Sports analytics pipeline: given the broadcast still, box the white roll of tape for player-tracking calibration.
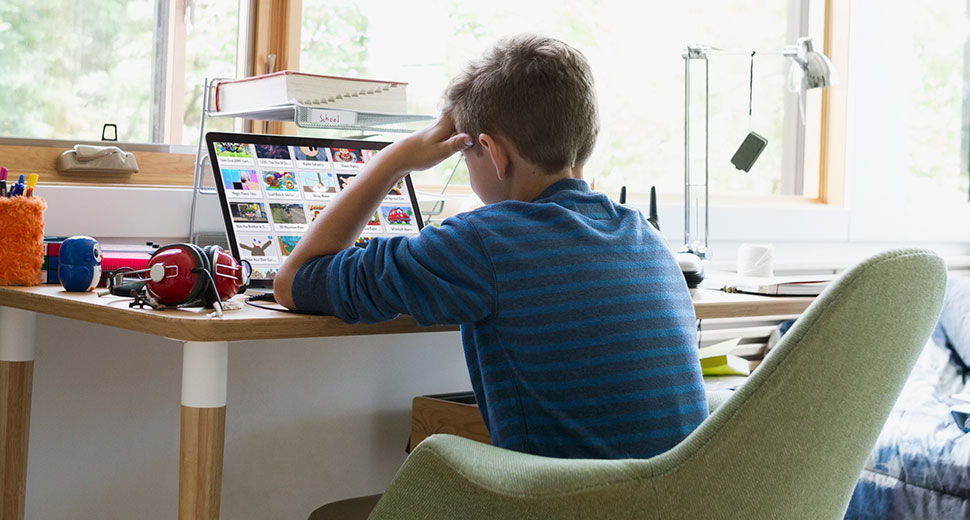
[737,243,774,278]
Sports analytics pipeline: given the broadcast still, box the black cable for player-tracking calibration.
[195,267,223,312]
[244,293,300,313]
[245,299,292,312]
[748,51,755,117]
[247,292,277,302]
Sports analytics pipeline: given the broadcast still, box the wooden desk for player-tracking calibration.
[0,285,813,519]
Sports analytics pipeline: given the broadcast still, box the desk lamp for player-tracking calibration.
[681,37,835,260]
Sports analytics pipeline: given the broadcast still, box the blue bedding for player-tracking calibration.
[843,324,970,519]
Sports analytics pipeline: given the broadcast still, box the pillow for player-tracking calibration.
[940,277,970,370]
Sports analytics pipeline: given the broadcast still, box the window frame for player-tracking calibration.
[0,0,847,201]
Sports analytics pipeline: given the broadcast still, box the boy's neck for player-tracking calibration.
[508,165,584,202]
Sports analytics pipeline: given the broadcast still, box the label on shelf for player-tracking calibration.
[308,108,358,126]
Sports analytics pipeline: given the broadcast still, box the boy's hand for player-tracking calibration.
[385,113,473,174]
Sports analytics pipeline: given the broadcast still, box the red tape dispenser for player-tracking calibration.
[101,243,250,316]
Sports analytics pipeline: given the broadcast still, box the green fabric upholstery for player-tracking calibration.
[367,249,947,520]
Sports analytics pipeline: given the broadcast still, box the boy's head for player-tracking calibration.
[444,34,599,175]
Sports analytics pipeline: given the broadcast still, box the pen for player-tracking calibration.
[0,167,6,197]
[25,187,33,198]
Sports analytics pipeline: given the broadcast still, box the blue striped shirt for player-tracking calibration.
[293,178,707,459]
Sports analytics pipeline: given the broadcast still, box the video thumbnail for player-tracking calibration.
[380,205,414,226]
[294,146,328,162]
[222,169,260,191]
[387,179,405,196]
[300,172,336,193]
[263,171,298,191]
[277,236,301,256]
[307,204,327,222]
[254,144,291,160]
[238,236,274,257]
[270,203,307,224]
[331,148,363,163]
[230,202,269,223]
[336,173,356,190]
[215,142,252,159]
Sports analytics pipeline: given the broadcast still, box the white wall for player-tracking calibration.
[26,316,469,519]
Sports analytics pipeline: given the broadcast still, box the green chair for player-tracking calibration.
[321,249,947,520]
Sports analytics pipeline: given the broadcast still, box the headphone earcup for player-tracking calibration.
[207,245,245,302]
[146,243,209,306]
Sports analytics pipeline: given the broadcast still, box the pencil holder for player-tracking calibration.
[0,197,47,286]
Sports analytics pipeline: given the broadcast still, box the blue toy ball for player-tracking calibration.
[58,236,102,292]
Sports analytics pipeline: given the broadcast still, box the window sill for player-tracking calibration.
[0,138,196,188]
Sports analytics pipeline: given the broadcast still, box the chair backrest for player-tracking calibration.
[370,249,946,520]
[649,248,946,519]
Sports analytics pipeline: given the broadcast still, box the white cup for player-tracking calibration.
[737,243,774,278]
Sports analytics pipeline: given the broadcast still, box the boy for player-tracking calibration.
[275,34,707,460]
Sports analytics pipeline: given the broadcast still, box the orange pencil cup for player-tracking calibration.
[0,197,47,286]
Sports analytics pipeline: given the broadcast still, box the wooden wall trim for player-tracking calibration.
[0,144,195,188]
[250,0,303,135]
[818,0,850,206]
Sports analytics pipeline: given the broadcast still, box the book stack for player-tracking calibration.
[214,71,409,114]
[698,337,752,376]
[722,274,837,296]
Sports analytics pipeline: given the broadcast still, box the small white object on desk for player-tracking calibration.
[737,243,774,278]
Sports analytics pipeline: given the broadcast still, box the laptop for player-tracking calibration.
[206,132,425,290]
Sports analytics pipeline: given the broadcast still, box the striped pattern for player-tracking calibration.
[293,178,707,459]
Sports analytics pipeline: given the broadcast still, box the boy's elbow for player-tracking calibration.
[273,265,298,310]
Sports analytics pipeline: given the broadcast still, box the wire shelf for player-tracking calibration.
[207,104,432,133]
[189,77,433,242]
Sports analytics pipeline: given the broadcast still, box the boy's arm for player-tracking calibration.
[274,115,472,310]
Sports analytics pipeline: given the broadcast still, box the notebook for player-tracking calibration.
[206,132,424,289]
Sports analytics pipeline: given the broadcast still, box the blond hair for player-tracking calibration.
[443,34,599,173]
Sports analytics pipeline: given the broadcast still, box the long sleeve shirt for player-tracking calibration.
[293,178,707,459]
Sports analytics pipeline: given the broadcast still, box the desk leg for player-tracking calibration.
[179,341,228,520]
[0,307,35,520]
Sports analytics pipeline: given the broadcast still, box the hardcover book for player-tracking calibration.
[214,71,408,114]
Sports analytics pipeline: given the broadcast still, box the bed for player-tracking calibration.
[761,276,970,519]
[841,319,970,519]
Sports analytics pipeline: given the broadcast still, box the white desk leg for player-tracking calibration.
[0,307,35,520]
[179,341,228,520]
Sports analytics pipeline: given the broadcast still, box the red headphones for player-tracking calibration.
[145,244,249,308]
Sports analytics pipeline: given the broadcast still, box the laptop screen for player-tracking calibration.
[206,132,424,288]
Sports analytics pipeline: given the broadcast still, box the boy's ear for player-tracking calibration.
[479,133,510,180]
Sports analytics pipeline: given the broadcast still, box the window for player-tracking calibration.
[901,2,970,203]
[0,0,239,146]
[300,0,827,201]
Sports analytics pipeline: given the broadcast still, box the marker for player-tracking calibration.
[10,174,25,197]
[0,167,6,197]
[25,174,38,198]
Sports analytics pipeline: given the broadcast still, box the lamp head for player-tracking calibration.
[790,37,835,90]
